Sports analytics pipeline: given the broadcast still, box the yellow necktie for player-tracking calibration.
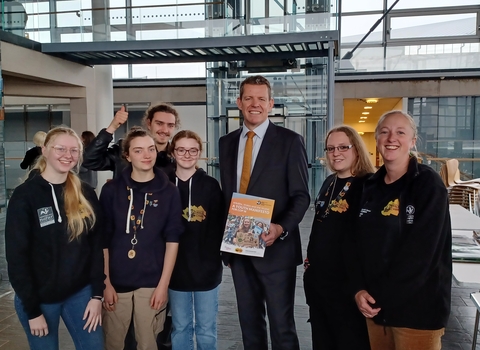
[239,131,255,194]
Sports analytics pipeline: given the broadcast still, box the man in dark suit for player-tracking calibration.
[219,75,310,350]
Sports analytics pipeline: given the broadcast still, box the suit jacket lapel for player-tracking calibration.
[248,122,278,190]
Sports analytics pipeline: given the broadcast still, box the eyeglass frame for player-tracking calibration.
[324,145,354,153]
[174,148,200,156]
[51,145,80,157]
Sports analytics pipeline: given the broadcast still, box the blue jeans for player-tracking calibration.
[15,285,103,350]
[168,286,219,350]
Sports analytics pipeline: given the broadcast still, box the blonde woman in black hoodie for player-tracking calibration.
[168,130,225,350]
[6,126,104,349]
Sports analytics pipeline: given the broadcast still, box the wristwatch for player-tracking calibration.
[279,230,289,240]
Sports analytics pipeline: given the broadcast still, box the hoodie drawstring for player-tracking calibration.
[175,177,192,222]
[126,187,148,233]
[48,183,62,223]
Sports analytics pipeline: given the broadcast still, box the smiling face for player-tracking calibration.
[125,136,157,172]
[376,112,416,165]
[146,111,176,149]
[42,134,81,175]
[326,131,357,178]
[173,137,201,171]
[236,84,274,130]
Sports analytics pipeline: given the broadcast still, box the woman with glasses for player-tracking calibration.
[6,126,104,349]
[304,125,375,350]
[167,130,224,350]
[100,128,183,350]
[354,111,451,350]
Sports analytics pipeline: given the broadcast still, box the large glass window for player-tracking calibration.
[388,0,480,9]
[390,13,477,40]
[409,96,480,179]
[342,0,383,13]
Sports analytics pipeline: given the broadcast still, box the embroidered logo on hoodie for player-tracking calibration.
[38,206,55,227]
[182,205,206,222]
[381,199,400,216]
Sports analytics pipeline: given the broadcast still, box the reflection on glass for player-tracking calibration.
[388,0,480,9]
[391,14,476,39]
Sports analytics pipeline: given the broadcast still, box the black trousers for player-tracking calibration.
[304,269,371,350]
[230,255,300,350]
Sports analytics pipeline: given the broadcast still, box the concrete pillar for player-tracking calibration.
[92,0,113,189]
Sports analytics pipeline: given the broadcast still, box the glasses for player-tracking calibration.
[174,148,199,156]
[51,146,80,157]
[324,145,353,153]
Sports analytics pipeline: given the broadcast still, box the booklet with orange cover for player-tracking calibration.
[220,193,275,258]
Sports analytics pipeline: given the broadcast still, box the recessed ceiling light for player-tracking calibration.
[366,98,378,104]
[360,116,368,119]
[362,112,370,115]
[358,131,364,135]
[359,120,366,123]
[364,106,373,109]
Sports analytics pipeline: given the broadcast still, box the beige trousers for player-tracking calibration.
[103,288,167,350]
[366,318,445,350]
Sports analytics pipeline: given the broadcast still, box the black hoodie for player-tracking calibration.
[100,166,183,291]
[5,171,104,319]
[169,168,225,291]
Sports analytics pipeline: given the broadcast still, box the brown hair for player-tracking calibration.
[121,127,154,159]
[325,125,376,177]
[169,130,203,155]
[143,102,180,129]
[33,126,96,241]
[81,131,95,147]
[239,75,272,99]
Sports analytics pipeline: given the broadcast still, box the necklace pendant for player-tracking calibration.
[128,250,136,259]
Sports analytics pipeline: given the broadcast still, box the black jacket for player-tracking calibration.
[6,172,104,319]
[83,128,175,179]
[169,169,225,291]
[355,157,452,329]
[20,146,42,170]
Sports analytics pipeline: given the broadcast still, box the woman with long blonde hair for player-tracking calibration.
[6,126,104,349]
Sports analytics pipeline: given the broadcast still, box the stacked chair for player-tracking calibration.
[442,159,480,214]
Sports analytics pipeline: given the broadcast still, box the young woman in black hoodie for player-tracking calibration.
[168,130,224,350]
[304,125,375,350]
[6,126,104,349]
[100,128,183,350]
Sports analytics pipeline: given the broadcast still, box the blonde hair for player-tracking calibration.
[33,131,46,147]
[374,110,419,158]
[33,126,96,241]
[325,125,376,177]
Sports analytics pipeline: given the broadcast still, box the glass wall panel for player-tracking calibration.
[391,14,477,40]
[409,96,480,179]
[341,14,383,45]
[388,0,480,9]
[342,0,383,13]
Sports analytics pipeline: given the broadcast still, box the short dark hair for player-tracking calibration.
[143,102,180,129]
[81,131,95,147]
[239,75,272,99]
